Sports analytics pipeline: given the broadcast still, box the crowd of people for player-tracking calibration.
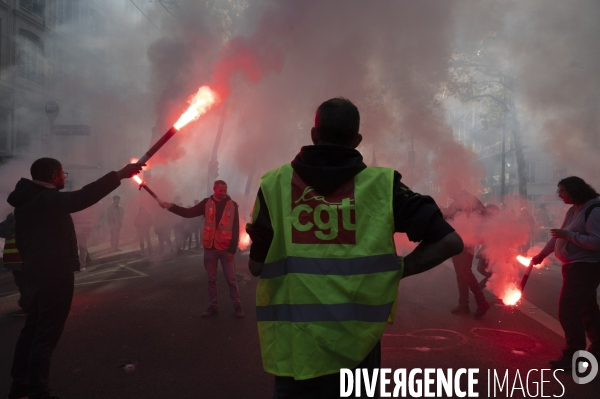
[1,97,599,399]
[68,194,205,261]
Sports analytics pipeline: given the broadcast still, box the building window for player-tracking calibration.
[20,0,45,19]
[17,30,44,85]
[57,0,78,26]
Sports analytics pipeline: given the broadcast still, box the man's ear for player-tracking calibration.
[311,127,319,145]
[350,134,362,149]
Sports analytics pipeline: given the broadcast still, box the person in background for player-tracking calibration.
[172,202,186,253]
[476,203,500,289]
[518,206,536,254]
[443,180,490,318]
[0,211,28,317]
[160,181,243,318]
[531,176,600,370]
[107,195,124,252]
[6,157,142,399]
[154,208,173,255]
[134,205,153,255]
[191,199,202,249]
[72,206,93,271]
[182,208,194,250]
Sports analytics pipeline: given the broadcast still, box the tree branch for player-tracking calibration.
[470,94,509,111]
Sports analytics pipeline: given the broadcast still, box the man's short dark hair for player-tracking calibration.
[30,158,62,182]
[314,98,360,146]
[558,176,599,205]
[214,180,227,187]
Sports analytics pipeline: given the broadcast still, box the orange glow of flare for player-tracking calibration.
[516,255,542,269]
[133,175,143,185]
[238,231,251,251]
[502,287,522,306]
[173,86,219,130]
[516,255,531,267]
[130,158,150,171]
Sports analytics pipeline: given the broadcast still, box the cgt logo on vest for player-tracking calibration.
[291,173,356,244]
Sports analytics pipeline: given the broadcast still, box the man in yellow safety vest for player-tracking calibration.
[246,98,464,397]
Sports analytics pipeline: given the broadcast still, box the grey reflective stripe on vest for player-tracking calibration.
[260,254,399,279]
[256,302,394,322]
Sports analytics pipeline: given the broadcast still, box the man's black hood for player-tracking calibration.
[291,143,366,195]
[7,178,54,208]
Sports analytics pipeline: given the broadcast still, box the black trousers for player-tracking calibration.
[559,262,600,353]
[452,250,486,306]
[273,341,381,399]
[12,269,30,310]
[9,275,74,399]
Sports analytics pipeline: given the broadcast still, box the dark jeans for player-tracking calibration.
[12,269,30,310]
[156,231,172,253]
[9,275,74,399]
[559,262,600,353]
[452,249,486,306]
[204,249,241,307]
[273,341,381,399]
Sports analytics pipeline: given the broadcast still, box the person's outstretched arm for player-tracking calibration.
[402,231,464,278]
[45,164,143,214]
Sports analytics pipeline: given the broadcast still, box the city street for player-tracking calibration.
[1,249,599,398]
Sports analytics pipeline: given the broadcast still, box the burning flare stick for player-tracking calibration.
[133,175,160,203]
[519,256,535,292]
[137,86,218,164]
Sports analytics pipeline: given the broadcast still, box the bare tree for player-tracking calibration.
[447,35,528,202]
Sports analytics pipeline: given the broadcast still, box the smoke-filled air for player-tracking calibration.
[1,0,599,305]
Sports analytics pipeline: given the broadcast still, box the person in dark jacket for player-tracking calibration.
[134,205,153,255]
[6,157,143,399]
[0,211,28,317]
[245,98,463,398]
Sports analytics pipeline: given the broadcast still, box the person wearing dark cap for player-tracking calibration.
[5,157,143,399]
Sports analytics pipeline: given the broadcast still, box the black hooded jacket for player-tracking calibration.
[7,172,120,280]
[246,143,454,263]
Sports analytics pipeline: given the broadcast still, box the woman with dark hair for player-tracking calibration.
[531,176,600,370]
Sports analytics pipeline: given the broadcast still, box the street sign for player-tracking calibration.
[53,125,91,136]
[44,100,60,123]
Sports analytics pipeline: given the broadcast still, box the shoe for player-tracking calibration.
[474,302,491,319]
[234,306,245,318]
[451,305,470,314]
[202,306,218,318]
[549,351,575,370]
[12,309,28,317]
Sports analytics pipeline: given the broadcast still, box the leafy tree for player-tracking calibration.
[447,35,528,202]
